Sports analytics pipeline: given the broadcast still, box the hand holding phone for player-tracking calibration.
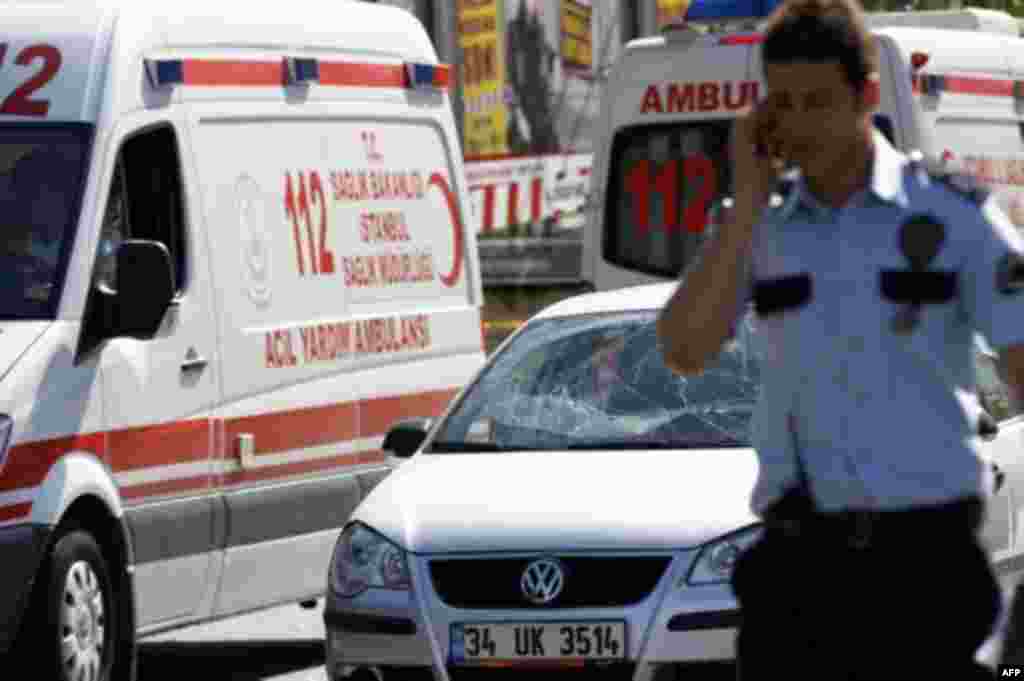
[731,97,787,219]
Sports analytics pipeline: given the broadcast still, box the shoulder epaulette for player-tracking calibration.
[907,152,990,205]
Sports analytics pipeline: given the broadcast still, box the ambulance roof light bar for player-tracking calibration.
[661,0,781,41]
[682,0,783,22]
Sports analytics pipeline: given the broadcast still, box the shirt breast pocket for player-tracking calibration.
[752,273,813,363]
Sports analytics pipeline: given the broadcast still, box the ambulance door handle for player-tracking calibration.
[181,348,208,373]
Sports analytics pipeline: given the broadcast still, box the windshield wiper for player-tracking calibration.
[426,441,550,453]
[427,439,749,453]
[427,441,504,453]
[565,440,747,450]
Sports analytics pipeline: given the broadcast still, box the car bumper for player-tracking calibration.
[324,551,738,681]
[0,523,52,654]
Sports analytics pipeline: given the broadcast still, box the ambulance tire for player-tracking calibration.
[34,528,119,681]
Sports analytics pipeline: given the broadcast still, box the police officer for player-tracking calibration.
[656,0,1024,678]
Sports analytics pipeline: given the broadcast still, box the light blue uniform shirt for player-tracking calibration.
[743,131,1024,514]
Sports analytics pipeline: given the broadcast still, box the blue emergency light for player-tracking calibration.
[920,73,945,96]
[404,62,450,90]
[145,59,184,88]
[285,57,320,85]
[679,0,783,22]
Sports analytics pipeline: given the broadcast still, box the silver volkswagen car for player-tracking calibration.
[323,283,1021,681]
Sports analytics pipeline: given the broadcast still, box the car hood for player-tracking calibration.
[0,321,50,382]
[353,448,760,554]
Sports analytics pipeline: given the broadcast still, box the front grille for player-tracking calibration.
[429,556,672,609]
[447,662,637,681]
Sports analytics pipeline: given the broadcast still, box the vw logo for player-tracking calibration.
[520,558,566,606]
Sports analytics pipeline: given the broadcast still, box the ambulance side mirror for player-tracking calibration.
[114,240,175,340]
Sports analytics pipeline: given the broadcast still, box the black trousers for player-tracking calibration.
[730,496,1000,681]
[1000,583,1024,664]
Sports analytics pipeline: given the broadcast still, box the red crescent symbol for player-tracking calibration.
[429,172,464,288]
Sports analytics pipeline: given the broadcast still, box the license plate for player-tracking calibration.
[451,621,626,664]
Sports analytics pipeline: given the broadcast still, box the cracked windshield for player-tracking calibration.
[0,127,89,318]
[433,311,763,451]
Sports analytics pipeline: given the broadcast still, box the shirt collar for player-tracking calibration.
[780,128,909,219]
[868,128,909,207]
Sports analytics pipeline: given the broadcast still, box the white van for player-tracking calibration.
[583,5,1024,292]
[0,1,484,679]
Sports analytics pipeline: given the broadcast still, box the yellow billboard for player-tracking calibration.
[457,0,508,159]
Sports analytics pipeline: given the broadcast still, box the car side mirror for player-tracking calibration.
[382,417,433,459]
[115,240,175,340]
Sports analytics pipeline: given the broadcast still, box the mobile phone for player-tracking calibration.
[753,99,778,160]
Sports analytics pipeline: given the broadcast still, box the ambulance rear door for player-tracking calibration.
[587,31,761,290]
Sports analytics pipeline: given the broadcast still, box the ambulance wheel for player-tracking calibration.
[36,529,118,681]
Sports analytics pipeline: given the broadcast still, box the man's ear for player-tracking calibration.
[860,74,881,110]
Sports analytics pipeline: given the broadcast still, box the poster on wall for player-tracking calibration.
[656,0,691,28]
[503,0,563,158]
[467,0,623,243]
[560,0,593,74]
[457,0,509,160]
[500,0,621,159]
[373,0,631,284]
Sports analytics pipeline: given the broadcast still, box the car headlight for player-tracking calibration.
[331,523,410,598]
[685,524,764,586]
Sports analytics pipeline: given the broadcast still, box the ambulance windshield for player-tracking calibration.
[0,125,91,319]
[603,120,733,279]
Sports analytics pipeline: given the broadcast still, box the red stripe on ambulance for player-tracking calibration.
[914,73,1020,98]
[0,432,107,494]
[0,386,460,522]
[109,419,213,473]
[225,402,360,455]
[944,75,1015,97]
[0,503,32,523]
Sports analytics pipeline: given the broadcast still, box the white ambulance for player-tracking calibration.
[583,5,1024,292]
[0,1,485,679]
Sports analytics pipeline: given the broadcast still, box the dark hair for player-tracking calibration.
[761,0,878,93]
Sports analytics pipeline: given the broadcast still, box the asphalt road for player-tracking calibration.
[139,600,329,681]
[135,587,1019,681]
